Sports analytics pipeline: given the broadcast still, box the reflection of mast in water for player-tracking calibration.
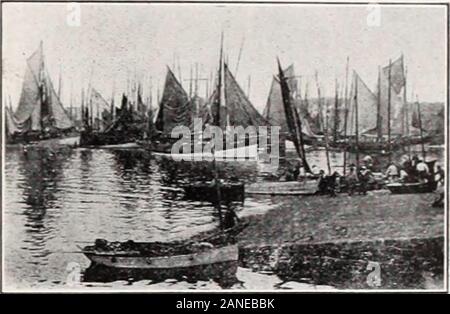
[17,147,72,254]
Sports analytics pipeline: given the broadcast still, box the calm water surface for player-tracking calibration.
[3,145,443,290]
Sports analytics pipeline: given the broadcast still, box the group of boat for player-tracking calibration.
[4,40,442,284]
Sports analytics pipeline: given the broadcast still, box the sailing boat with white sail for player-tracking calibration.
[6,41,78,146]
[246,59,319,195]
[152,57,266,161]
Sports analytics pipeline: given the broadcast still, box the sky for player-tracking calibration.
[2,3,447,113]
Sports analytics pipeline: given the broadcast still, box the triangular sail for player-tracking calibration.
[44,69,74,130]
[347,71,378,135]
[5,106,20,137]
[263,65,315,137]
[14,44,44,131]
[379,56,407,136]
[277,60,311,173]
[155,68,192,134]
[13,42,73,132]
[223,63,267,128]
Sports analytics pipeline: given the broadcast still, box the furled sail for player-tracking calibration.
[155,67,193,135]
[277,59,311,173]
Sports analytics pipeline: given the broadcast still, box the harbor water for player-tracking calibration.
[3,145,444,290]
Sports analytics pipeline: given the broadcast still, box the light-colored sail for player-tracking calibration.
[13,42,73,133]
[263,65,315,137]
[347,71,378,135]
[14,45,44,131]
[379,56,407,136]
[44,69,74,130]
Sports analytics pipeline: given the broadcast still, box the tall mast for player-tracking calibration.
[315,71,331,174]
[213,32,224,230]
[354,73,360,168]
[333,78,339,142]
[189,65,193,98]
[69,81,73,120]
[195,62,199,96]
[376,66,382,143]
[343,57,349,175]
[278,59,311,173]
[58,64,63,99]
[403,63,411,158]
[387,59,392,163]
[416,95,426,160]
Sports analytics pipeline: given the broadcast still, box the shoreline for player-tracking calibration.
[235,191,445,289]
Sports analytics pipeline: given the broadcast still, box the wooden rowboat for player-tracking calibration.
[82,243,238,270]
[246,179,318,195]
[386,181,438,194]
[81,241,239,284]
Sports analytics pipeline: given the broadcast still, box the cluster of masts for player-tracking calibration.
[5,40,428,168]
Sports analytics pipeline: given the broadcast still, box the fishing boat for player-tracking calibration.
[386,181,437,194]
[262,64,320,149]
[345,56,427,154]
[6,42,79,146]
[245,59,319,196]
[80,92,149,148]
[182,181,244,202]
[153,143,259,161]
[80,236,239,283]
[246,179,318,195]
[386,160,437,194]
[150,57,268,161]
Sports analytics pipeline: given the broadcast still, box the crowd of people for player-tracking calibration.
[282,154,444,199]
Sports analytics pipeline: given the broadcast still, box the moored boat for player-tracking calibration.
[182,181,245,202]
[6,42,79,147]
[386,181,437,194]
[246,179,318,195]
[80,239,239,284]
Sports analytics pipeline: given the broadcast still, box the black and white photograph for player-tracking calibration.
[1,1,448,293]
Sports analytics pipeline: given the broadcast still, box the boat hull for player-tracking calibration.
[83,244,238,269]
[82,259,238,285]
[153,144,259,161]
[246,179,318,195]
[386,181,437,194]
[6,134,80,148]
[79,130,142,148]
[183,183,245,202]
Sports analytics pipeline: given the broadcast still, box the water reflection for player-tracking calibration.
[3,144,444,289]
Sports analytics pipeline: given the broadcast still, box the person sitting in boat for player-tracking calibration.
[398,168,410,182]
[385,162,399,182]
[435,164,445,186]
[416,159,429,182]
